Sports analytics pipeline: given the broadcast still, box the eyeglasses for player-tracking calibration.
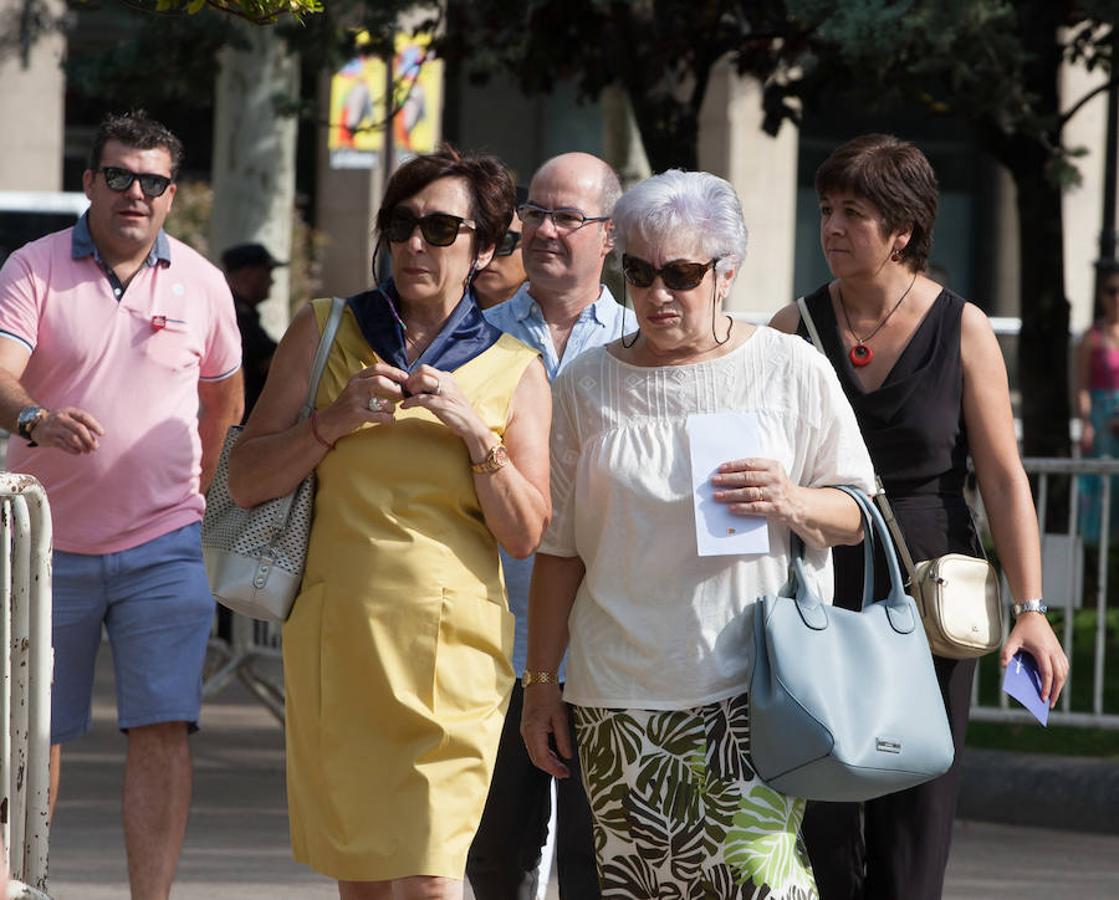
[517,203,610,233]
[494,230,522,257]
[98,166,173,198]
[385,209,475,246]
[622,254,719,291]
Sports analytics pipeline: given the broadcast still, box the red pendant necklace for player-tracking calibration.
[837,274,918,367]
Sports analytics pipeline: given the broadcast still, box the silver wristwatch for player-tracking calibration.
[1012,599,1048,617]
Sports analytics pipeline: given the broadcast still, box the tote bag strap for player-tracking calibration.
[298,296,346,421]
[269,296,346,530]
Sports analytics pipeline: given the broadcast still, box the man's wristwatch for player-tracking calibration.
[471,441,509,475]
[16,406,48,446]
[1012,598,1048,617]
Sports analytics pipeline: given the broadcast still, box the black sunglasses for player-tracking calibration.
[385,209,475,247]
[98,166,173,198]
[622,254,719,291]
[494,230,522,257]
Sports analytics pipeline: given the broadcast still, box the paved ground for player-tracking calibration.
[38,653,1119,899]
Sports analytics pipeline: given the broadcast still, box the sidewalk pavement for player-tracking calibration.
[41,650,1119,898]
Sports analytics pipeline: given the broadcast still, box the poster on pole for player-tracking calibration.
[390,32,443,164]
[328,34,387,170]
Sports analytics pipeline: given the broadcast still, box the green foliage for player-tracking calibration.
[140,0,323,23]
[65,12,236,109]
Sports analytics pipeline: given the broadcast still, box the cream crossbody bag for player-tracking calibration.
[797,296,1005,659]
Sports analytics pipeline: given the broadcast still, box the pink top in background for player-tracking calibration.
[1088,325,1119,392]
[0,227,241,554]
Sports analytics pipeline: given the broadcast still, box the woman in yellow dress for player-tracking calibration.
[228,148,552,899]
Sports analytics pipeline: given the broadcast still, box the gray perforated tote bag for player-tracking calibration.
[749,485,955,801]
[201,297,345,622]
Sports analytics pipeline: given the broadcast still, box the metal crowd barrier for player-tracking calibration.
[0,474,52,896]
[969,456,1119,729]
[202,615,285,723]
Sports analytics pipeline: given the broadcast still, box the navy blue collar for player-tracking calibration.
[71,212,171,266]
[348,279,504,373]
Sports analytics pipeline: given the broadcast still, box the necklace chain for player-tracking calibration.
[837,273,918,346]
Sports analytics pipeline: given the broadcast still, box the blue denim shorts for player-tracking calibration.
[51,522,215,744]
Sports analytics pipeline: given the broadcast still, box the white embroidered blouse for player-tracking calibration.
[539,326,876,710]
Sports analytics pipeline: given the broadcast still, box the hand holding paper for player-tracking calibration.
[686,413,769,557]
[1002,651,1049,726]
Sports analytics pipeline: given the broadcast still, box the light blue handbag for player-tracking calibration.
[749,485,954,801]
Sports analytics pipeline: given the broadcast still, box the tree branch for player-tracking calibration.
[1059,74,1119,128]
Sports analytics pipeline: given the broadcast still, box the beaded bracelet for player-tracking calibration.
[309,411,335,450]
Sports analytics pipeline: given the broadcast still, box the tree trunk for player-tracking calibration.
[626,94,700,171]
[1006,1,1069,459]
[1011,158,1070,458]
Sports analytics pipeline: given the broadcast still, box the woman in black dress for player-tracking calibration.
[771,133,1068,900]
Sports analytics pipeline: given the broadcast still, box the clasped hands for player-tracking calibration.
[315,362,480,444]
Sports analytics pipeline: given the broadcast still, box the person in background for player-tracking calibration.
[474,186,528,310]
[0,111,243,899]
[1075,259,1119,544]
[771,133,1068,900]
[229,146,551,900]
[469,153,631,900]
[521,168,875,898]
[221,242,285,420]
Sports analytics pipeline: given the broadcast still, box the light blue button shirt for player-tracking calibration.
[484,283,636,675]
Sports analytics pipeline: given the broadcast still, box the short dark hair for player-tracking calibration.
[375,146,515,254]
[89,111,185,181]
[815,134,939,271]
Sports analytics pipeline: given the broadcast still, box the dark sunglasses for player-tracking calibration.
[622,254,719,291]
[385,209,475,246]
[98,166,173,198]
[494,230,522,257]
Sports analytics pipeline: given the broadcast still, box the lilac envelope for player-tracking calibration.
[1002,651,1050,726]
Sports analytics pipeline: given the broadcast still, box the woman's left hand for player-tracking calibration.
[399,364,486,439]
[1001,613,1069,707]
[711,457,803,525]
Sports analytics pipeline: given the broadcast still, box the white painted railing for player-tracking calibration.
[970,457,1119,728]
[0,474,52,895]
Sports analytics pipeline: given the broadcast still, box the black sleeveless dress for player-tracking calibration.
[799,284,981,601]
[797,284,978,900]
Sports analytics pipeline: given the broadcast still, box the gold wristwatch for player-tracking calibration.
[522,670,558,687]
[471,441,509,475]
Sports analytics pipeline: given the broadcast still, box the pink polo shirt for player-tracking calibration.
[0,226,242,554]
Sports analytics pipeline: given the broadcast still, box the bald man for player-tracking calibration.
[471,153,633,899]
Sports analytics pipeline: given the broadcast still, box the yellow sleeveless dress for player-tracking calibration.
[283,297,538,881]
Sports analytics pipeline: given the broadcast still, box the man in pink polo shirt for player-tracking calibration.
[0,111,243,898]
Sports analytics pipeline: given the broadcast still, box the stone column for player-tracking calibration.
[210,21,299,336]
[0,0,66,190]
[698,59,798,316]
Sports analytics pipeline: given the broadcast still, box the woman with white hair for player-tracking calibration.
[520,169,875,898]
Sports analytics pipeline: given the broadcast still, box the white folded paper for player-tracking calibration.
[686,412,770,557]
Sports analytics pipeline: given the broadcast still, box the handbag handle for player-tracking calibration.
[788,485,917,635]
[796,296,826,354]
